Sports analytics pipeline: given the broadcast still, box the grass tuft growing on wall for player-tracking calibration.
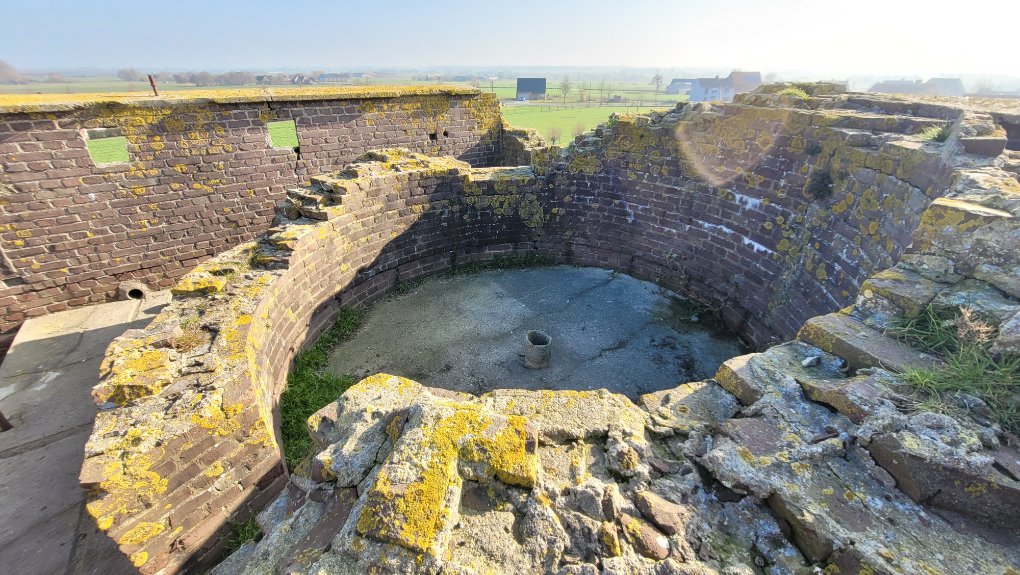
[226,518,261,552]
[920,124,953,143]
[777,87,810,99]
[895,305,1020,432]
[280,308,362,468]
[807,170,834,199]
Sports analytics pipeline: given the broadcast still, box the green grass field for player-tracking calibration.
[502,104,674,142]
[481,80,685,104]
[3,75,680,146]
[0,76,217,94]
[267,120,299,148]
[85,136,129,164]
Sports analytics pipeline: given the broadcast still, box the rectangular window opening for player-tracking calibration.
[84,128,129,165]
[267,120,299,150]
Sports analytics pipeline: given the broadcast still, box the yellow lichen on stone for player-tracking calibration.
[462,415,538,488]
[0,85,481,114]
[118,521,166,546]
[599,522,623,557]
[356,403,538,555]
[87,440,169,531]
[738,446,756,464]
[567,152,602,176]
[129,551,148,567]
[915,197,1012,250]
[964,482,989,496]
[791,461,811,474]
[191,395,245,437]
[94,348,173,404]
[203,460,225,478]
[171,274,228,296]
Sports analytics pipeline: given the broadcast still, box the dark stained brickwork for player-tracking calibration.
[541,95,957,346]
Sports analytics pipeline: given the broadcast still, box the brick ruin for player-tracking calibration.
[2,84,1020,574]
[0,86,511,341]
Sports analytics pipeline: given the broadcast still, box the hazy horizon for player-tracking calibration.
[2,0,1018,78]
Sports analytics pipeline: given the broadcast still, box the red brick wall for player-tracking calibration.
[541,102,956,346]
[0,89,503,336]
[82,153,546,574]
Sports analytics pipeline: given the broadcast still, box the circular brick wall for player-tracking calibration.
[80,151,552,573]
[79,88,1020,574]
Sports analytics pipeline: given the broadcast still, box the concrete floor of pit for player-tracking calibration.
[328,266,748,399]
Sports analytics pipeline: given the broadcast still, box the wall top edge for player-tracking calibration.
[0,84,484,114]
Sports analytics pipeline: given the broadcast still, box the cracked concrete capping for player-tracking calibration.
[0,85,482,114]
[0,291,170,575]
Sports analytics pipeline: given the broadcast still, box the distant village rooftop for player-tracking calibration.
[869,77,966,97]
[664,70,762,102]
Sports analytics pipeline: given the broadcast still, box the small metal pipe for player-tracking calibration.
[148,74,159,97]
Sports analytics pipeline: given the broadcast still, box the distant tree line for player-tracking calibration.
[118,68,259,86]
[0,60,25,84]
[0,60,63,84]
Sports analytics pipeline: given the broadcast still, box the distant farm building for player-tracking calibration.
[688,71,763,102]
[319,73,351,83]
[665,79,695,95]
[973,87,1020,99]
[869,78,966,97]
[516,78,547,100]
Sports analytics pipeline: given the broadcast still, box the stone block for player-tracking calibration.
[798,313,940,373]
[869,432,1020,530]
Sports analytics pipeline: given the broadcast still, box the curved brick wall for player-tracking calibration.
[540,92,961,346]
[0,86,508,339]
[75,85,1020,573]
[81,150,548,573]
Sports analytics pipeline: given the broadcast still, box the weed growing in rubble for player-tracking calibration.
[895,305,1020,432]
[807,169,834,199]
[280,308,363,468]
[226,518,261,552]
[777,87,810,99]
[920,124,953,143]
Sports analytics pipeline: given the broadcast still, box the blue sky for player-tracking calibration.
[2,0,1017,76]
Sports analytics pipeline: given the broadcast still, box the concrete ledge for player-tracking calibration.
[0,85,482,114]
